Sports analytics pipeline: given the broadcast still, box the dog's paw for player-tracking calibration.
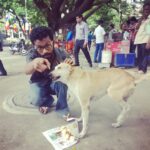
[77,133,86,139]
[112,123,121,128]
[75,117,82,122]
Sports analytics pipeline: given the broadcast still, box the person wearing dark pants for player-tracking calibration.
[88,31,93,50]
[136,44,149,72]
[74,15,92,67]
[134,3,150,73]
[0,59,7,76]
[74,40,92,66]
[141,52,150,73]
[130,41,137,53]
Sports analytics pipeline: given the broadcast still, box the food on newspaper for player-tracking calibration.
[42,121,79,150]
[60,126,76,142]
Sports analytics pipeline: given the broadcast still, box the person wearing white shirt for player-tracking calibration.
[94,20,106,63]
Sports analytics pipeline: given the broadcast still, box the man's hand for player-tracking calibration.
[33,58,51,72]
[146,42,150,49]
[83,41,87,48]
[64,58,74,65]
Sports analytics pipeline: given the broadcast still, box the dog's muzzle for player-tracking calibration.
[49,73,60,81]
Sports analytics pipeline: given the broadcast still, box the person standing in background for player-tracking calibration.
[134,2,150,73]
[108,24,116,42]
[74,15,92,67]
[0,60,7,76]
[128,16,138,53]
[0,32,7,76]
[66,27,74,54]
[93,19,106,63]
[88,31,93,50]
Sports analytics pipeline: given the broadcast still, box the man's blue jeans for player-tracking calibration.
[94,43,104,63]
[30,81,69,115]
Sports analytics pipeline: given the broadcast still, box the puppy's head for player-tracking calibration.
[50,63,73,83]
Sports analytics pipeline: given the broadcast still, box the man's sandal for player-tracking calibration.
[63,113,76,122]
[39,106,50,114]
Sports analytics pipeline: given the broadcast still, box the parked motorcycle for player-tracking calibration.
[9,39,31,56]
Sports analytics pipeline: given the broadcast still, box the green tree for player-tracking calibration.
[0,0,146,32]
[0,0,46,30]
[87,0,133,32]
[33,0,114,30]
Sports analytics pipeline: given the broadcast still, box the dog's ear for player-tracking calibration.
[64,58,74,66]
[69,64,74,75]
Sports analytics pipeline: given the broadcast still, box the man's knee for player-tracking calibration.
[55,81,67,88]
[54,81,68,92]
[29,83,42,106]
[30,95,41,106]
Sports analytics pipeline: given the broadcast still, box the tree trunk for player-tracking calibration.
[33,0,113,31]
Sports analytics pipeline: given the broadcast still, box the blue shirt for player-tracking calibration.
[66,31,73,41]
[88,32,93,42]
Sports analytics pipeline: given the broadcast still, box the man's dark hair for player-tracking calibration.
[130,16,137,22]
[76,14,83,19]
[143,2,150,8]
[30,26,53,44]
[98,19,104,25]
[126,19,130,25]
[110,24,115,29]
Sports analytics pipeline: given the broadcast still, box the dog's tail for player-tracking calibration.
[134,72,150,84]
[125,70,150,85]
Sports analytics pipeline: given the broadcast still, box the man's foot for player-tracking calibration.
[63,113,76,122]
[89,63,92,67]
[0,71,7,76]
[138,70,144,74]
[39,106,49,114]
[73,64,79,66]
[56,108,74,121]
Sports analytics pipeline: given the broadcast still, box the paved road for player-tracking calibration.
[0,48,150,150]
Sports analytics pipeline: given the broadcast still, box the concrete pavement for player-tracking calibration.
[0,48,150,150]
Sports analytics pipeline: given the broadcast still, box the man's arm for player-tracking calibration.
[102,28,106,35]
[25,58,50,75]
[145,20,150,49]
[135,17,144,30]
[146,37,150,49]
[25,61,35,75]
[84,22,89,43]
[75,24,77,41]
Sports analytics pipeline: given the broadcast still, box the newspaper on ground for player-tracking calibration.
[42,121,79,150]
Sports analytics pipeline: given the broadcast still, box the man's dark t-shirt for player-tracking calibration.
[26,48,67,84]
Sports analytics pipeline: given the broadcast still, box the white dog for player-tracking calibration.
[50,63,148,138]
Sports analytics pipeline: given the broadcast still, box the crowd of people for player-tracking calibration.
[120,3,150,73]
[64,2,150,74]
